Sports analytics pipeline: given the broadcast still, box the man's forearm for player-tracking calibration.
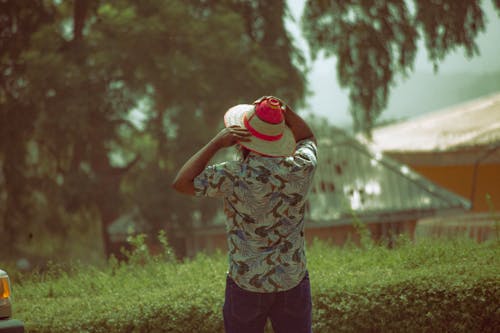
[284,106,315,142]
[172,126,251,196]
[172,138,221,195]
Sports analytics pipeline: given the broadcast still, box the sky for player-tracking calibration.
[286,0,500,127]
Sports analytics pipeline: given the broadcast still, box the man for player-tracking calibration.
[172,96,317,333]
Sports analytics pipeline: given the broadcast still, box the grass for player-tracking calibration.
[5,235,500,333]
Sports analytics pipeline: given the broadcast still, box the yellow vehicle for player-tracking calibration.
[0,270,24,333]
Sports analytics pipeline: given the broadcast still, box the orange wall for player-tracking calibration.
[412,164,500,212]
[305,221,416,247]
[305,225,361,247]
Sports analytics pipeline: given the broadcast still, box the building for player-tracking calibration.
[371,92,500,212]
[179,127,470,256]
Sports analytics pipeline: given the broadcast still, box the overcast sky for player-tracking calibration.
[286,0,500,127]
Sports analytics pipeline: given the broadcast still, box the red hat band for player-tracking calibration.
[244,98,285,142]
[243,114,284,141]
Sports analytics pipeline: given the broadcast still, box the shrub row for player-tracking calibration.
[10,238,500,332]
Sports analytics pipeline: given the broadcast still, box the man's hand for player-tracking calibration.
[213,126,252,148]
[253,95,315,143]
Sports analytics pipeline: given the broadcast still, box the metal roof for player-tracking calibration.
[370,92,500,153]
[308,129,470,225]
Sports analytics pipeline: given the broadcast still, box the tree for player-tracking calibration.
[302,0,500,138]
[0,0,306,259]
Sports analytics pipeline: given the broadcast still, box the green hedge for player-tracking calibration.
[10,238,500,333]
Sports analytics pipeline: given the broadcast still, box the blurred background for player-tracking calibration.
[1,0,499,270]
[289,0,500,128]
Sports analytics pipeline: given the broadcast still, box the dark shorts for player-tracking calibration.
[223,272,312,333]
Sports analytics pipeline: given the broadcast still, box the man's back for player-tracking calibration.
[194,139,317,292]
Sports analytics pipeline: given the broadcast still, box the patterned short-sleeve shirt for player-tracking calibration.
[194,139,317,292]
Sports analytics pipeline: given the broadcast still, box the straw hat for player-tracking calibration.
[224,97,295,157]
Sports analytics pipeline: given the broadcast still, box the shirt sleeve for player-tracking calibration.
[193,161,239,198]
[292,139,318,170]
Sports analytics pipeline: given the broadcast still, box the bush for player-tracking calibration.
[11,237,500,333]
[309,238,499,332]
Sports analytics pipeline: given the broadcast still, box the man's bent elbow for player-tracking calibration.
[171,178,184,193]
[171,180,181,192]
[172,179,195,195]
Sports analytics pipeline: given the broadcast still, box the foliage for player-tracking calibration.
[301,0,500,137]
[486,194,500,243]
[9,238,500,333]
[0,0,306,259]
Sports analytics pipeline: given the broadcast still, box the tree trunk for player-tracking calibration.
[73,0,89,42]
[92,150,140,259]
